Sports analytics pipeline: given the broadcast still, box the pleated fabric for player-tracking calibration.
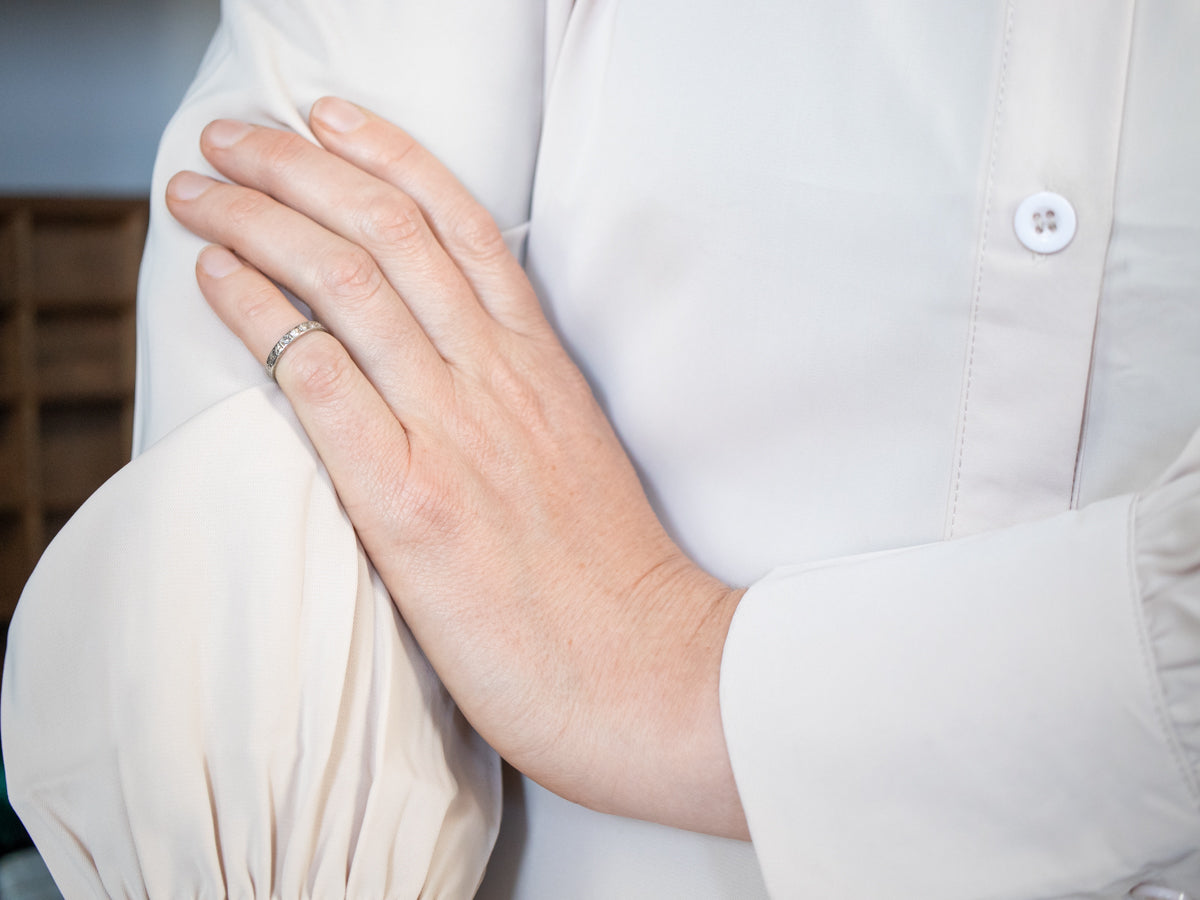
[2,386,500,899]
[1137,429,1200,796]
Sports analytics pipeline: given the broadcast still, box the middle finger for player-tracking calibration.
[166,170,450,414]
[199,120,496,360]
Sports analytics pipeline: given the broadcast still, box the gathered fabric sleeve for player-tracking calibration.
[2,387,500,898]
[3,0,557,896]
[721,430,1200,899]
[133,0,552,452]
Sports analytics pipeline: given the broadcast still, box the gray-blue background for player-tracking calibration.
[0,0,220,194]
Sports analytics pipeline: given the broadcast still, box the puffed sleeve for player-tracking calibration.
[2,386,499,898]
[133,0,549,451]
[721,432,1200,898]
[3,0,554,896]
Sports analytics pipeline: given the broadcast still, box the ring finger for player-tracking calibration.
[167,170,450,418]
[199,119,498,356]
[194,242,414,529]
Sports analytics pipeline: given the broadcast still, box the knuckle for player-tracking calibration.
[257,132,310,177]
[485,348,543,414]
[233,282,280,323]
[378,132,422,178]
[357,193,427,249]
[449,205,509,262]
[318,246,385,308]
[395,461,466,541]
[224,190,272,228]
[283,338,357,407]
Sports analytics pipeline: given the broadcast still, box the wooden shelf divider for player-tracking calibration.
[0,196,148,627]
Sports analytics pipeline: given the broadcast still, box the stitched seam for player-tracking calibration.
[1125,493,1200,810]
[947,1,1014,539]
[541,0,578,110]
[1070,2,1140,511]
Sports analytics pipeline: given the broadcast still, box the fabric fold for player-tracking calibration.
[1,385,500,899]
[1136,429,1200,800]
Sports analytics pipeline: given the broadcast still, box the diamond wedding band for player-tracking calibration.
[264,321,329,380]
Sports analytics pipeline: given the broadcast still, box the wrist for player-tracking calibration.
[566,554,749,837]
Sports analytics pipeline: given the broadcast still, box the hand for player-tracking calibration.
[166,97,748,839]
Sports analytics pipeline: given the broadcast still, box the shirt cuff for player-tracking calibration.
[720,494,1200,899]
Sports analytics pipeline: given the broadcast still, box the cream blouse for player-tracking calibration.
[4,1,1200,897]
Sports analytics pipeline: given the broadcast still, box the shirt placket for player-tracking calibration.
[946,0,1136,538]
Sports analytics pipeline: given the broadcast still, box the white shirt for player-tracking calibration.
[4,1,1199,898]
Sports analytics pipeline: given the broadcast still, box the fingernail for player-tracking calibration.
[197,245,242,278]
[168,171,214,201]
[204,119,253,149]
[311,96,367,133]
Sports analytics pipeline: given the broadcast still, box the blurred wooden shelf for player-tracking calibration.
[0,196,147,623]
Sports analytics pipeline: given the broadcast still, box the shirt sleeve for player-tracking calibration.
[133,0,550,453]
[721,434,1200,899]
[2,386,502,899]
[2,0,553,896]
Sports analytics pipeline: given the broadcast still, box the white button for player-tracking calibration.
[1013,191,1076,254]
[1129,884,1192,900]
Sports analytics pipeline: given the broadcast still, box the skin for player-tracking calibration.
[166,96,749,839]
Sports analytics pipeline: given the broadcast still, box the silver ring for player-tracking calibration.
[265,320,329,380]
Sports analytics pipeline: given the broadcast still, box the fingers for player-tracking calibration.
[168,101,556,432]
[194,243,413,527]
[197,118,499,356]
[306,97,547,336]
[166,171,450,416]
[199,118,499,357]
